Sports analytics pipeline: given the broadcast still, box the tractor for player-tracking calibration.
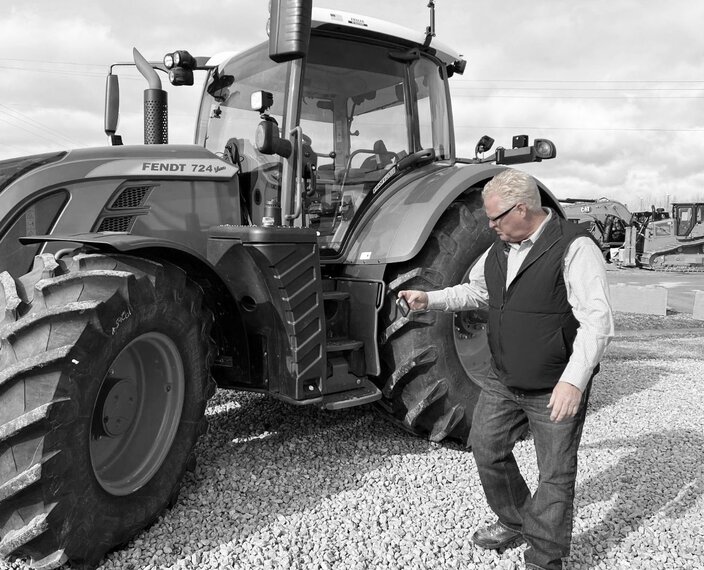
[0,2,560,567]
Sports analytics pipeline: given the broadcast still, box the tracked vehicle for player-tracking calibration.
[0,2,560,567]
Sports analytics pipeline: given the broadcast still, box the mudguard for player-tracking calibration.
[20,231,210,262]
[18,232,262,391]
[21,229,328,399]
[343,162,562,265]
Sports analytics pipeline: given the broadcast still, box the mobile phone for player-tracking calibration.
[396,296,410,317]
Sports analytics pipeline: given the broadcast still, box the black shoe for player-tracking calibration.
[471,520,522,550]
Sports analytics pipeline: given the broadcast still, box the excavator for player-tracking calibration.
[561,198,704,271]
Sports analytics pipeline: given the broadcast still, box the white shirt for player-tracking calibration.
[426,210,614,392]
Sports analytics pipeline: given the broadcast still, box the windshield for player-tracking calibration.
[196,35,452,252]
[196,44,286,170]
[675,205,695,237]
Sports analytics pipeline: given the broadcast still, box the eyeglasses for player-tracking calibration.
[488,203,518,223]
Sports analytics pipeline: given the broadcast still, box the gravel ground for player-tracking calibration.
[3,313,703,570]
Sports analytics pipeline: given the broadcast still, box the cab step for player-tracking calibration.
[326,338,363,353]
[321,378,381,410]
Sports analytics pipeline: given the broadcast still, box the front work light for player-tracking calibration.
[164,50,196,85]
[168,68,194,86]
[495,137,557,165]
[251,91,274,114]
[534,139,557,160]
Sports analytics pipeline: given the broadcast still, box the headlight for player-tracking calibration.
[534,139,557,160]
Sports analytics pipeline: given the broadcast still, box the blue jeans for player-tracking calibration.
[470,367,592,570]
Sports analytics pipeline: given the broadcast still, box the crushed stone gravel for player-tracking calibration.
[2,316,703,570]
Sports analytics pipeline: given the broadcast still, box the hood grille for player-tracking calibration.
[97,215,134,232]
[110,185,152,209]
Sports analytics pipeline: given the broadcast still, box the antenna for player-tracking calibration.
[424,1,436,47]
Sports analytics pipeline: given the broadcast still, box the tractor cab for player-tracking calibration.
[194,8,461,255]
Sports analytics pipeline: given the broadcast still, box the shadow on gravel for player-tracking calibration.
[571,430,704,561]
[587,335,703,417]
[141,390,433,565]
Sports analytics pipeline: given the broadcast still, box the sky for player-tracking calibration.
[1,0,703,211]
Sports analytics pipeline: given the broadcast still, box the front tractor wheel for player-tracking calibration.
[0,253,215,569]
[379,193,495,445]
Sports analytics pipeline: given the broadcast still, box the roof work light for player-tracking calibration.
[163,50,196,85]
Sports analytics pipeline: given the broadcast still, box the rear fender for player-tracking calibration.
[343,163,562,265]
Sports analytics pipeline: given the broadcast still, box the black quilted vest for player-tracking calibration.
[484,212,595,390]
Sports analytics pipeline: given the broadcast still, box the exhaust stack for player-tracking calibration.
[133,48,168,144]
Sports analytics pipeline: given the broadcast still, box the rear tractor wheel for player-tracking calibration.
[0,252,215,569]
[379,193,495,445]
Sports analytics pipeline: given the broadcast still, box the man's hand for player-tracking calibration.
[398,290,429,311]
[547,381,583,422]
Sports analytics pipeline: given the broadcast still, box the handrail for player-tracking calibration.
[285,126,304,221]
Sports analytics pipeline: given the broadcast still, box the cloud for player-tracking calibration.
[1,0,703,207]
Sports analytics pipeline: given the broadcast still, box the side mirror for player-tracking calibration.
[104,74,121,143]
[268,0,313,63]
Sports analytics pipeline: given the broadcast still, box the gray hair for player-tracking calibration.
[482,169,542,211]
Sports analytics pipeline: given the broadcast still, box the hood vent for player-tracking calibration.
[109,185,153,209]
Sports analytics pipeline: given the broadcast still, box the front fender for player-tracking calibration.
[343,163,562,265]
[20,231,210,264]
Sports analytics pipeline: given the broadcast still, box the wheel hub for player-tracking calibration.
[89,331,185,496]
[451,263,492,383]
[98,376,138,437]
[454,309,487,339]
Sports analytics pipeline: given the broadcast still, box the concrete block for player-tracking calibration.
[693,290,704,320]
[609,283,668,315]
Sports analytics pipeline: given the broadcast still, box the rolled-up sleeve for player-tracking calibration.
[560,237,615,392]
[426,248,490,312]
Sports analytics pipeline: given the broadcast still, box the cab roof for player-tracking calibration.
[206,8,465,70]
[312,7,464,66]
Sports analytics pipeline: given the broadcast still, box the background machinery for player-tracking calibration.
[561,197,635,260]
[561,198,704,270]
[0,2,559,567]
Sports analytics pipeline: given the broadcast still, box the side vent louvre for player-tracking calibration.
[97,216,134,232]
[110,185,152,209]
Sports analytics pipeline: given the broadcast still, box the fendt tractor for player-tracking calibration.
[562,198,704,270]
[0,2,560,567]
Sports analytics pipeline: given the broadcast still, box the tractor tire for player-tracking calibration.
[0,252,215,569]
[379,193,495,446]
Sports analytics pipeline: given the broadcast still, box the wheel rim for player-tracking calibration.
[90,332,185,496]
[452,265,492,384]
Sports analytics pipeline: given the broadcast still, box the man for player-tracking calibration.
[398,169,614,570]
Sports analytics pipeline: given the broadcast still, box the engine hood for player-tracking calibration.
[1,144,238,196]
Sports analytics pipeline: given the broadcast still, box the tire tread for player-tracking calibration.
[379,193,494,443]
[0,252,216,568]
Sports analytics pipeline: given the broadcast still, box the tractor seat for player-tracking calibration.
[360,140,396,172]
